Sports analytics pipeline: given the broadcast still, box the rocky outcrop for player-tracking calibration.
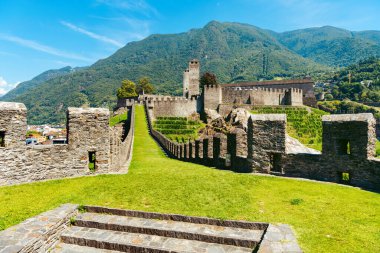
[226,108,251,130]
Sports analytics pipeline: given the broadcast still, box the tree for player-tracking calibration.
[200,72,217,88]
[117,80,137,98]
[136,77,154,94]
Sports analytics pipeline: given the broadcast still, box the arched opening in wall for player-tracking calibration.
[337,139,351,155]
[88,151,96,171]
[269,153,282,173]
[0,131,5,147]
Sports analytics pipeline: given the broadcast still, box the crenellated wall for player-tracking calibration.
[203,85,303,116]
[146,96,198,119]
[0,102,135,186]
[110,105,135,171]
[145,101,380,191]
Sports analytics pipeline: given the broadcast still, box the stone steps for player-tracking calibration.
[73,212,263,248]
[60,226,253,253]
[53,243,121,253]
[1,204,301,253]
[52,206,270,252]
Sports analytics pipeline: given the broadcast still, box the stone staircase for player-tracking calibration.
[53,206,268,253]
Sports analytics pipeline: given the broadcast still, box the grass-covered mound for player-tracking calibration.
[153,116,205,143]
[109,112,128,127]
[0,106,379,253]
[251,106,328,150]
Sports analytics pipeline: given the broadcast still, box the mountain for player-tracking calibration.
[1,66,83,101]
[277,26,380,66]
[2,21,380,124]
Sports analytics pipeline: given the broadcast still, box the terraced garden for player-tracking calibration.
[251,106,329,151]
[153,116,205,143]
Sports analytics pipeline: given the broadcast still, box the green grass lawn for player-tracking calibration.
[109,112,128,127]
[0,105,380,252]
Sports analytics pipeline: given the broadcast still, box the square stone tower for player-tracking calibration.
[183,59,200,98]
[322,113,376,159]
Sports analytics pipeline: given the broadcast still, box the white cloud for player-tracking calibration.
[97,0,160,18]
[0,34,93,62]
[61,21,124,47]
[0,76,20,96]
[89,15,150,41]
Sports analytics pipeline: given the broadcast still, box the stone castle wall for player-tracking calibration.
[0,102,135,186]
[203,84,303,115]
[146,101,380,191]
[146,96,197,119]
[224,79,316,107]
[110,105,135,171]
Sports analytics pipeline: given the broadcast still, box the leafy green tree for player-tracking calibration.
[117,80,137,98]
[136,77,154,94]
[324,94,333,100]
[200,72,218,88]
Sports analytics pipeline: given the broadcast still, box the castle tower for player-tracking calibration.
[183,69,190,97]
[183,59,200,98]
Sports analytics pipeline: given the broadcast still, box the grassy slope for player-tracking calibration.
[0,106,379,252]
[109,113,128,127]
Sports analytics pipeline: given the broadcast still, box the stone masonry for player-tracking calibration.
[0,102,135,186]
[0,205,302,252]
[146,99,380,191]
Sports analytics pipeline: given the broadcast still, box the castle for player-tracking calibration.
[141,60,380,191]
[0,59,379,191]
[134,59,313,120]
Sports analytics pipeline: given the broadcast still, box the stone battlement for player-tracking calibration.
[222,86,302,94]
[145,101,380,191]
[0,102,135,186]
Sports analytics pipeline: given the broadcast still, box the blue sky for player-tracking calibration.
[0,0,380,95]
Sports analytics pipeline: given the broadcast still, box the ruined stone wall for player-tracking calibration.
[146,100,380,191]
[0,102,134,186]
[110,104,135,171]
[247,114,287,173]
[0,102,27,148]
[67,107,111,172]
[251,113,380,190]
